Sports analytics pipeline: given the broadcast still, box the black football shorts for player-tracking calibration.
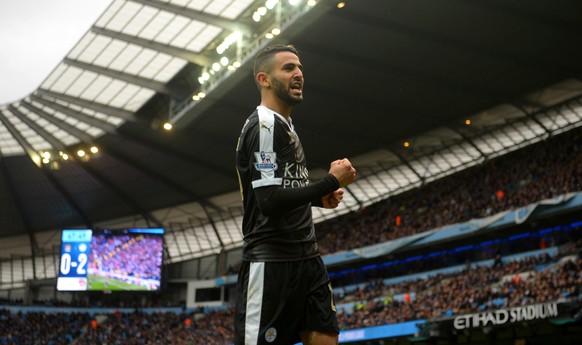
[234,256,339,344]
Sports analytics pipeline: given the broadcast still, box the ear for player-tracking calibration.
[256,72,270,88]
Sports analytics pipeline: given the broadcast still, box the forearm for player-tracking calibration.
[254,174,339,215]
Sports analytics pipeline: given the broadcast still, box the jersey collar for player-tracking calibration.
[257,105,294,131]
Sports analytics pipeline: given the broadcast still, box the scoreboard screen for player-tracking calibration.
[57,228,164,292]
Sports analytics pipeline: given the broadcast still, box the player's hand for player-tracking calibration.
[329,158,356,187]
[322,188,344,209]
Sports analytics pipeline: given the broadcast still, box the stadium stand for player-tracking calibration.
[2,127,581,344]
[1,239,579,344]
[316,128,582,255]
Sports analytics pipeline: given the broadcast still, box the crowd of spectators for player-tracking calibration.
[0,310,92,345]
[333,253,554,304]
[316,128,582,254]
[0,308,235,345]
[77,310,230,345]
[88,233,163,284]
[87,232,163,290]
[1,249,579,344]
[329,222,581,287]
[335,253,581,329]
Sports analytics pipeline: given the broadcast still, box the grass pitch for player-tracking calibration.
[87,273,150,291]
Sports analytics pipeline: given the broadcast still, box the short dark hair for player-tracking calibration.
[253,45,300,86]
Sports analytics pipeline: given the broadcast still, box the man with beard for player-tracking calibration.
[234,45,357,345]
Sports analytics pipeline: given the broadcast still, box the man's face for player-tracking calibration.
[269,51,304,106]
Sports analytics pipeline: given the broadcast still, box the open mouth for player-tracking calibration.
[290,81,302,95]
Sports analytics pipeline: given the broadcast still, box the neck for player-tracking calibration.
[260,95,292,119]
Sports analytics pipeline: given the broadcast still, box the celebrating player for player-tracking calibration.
[234,45,356,345]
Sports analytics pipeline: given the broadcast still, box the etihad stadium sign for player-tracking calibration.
[453,302,558,330]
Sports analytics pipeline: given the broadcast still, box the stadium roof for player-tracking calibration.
[1,0,582,269]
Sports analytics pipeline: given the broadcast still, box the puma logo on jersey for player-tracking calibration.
[260,121,274,134]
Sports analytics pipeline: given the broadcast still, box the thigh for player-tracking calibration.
[234,261,304,345]
[299,330,338,345]
[301,257,339,336]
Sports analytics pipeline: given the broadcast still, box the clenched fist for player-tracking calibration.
[322,188,344,209]
[328,158,356,187]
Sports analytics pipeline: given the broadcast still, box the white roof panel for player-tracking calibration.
[75,122,91,131]
[186,0,212,11]
[156,58,187,82]
[91,40,128,67]
[221,0,254,19]
[79,35,113,61]
[95,1,124,28]
[0,113,25,156]
[124,6,159,36]
[53,68,95,97]
[80,75,113,100]
[204,0,230,16]
[108,44,141,70]
[94,79,127,104]
[87,127,104,136]
[105,1,143,32]
[40,64,71,92]
[139,53,173,79]
[186,24,222,52]
[116,87,155,111]
[158,15,191,44]
[138,10,175,40]
[124,47,157,75]
[68,33,97,60]
[172,21,206,47]
[5,112,50,151]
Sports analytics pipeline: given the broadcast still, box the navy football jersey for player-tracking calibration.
[236,106,319,261]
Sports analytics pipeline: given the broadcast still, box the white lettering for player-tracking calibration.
[547,303,558,317]
[284,163,294,177]
[526,305,536,320]
[538,304,546,318]
[475,312,487,327]
[283,179,308,188]
[509,309,517,322]
[453,303,559,330]
[282,162,310,188]
[454,314,471,329]
[495,310,509,324]
[515,307,523,322]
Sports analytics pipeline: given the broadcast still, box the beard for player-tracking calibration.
[272,77,303,106]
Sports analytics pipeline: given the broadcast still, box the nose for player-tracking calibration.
[294,68,303,80]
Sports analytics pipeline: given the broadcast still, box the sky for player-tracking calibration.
[0,0,113,104]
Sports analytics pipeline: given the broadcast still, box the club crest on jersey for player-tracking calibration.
[265,327,277,342]
[254,151,278,172]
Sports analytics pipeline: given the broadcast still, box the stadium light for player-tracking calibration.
[266,0,278,10]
